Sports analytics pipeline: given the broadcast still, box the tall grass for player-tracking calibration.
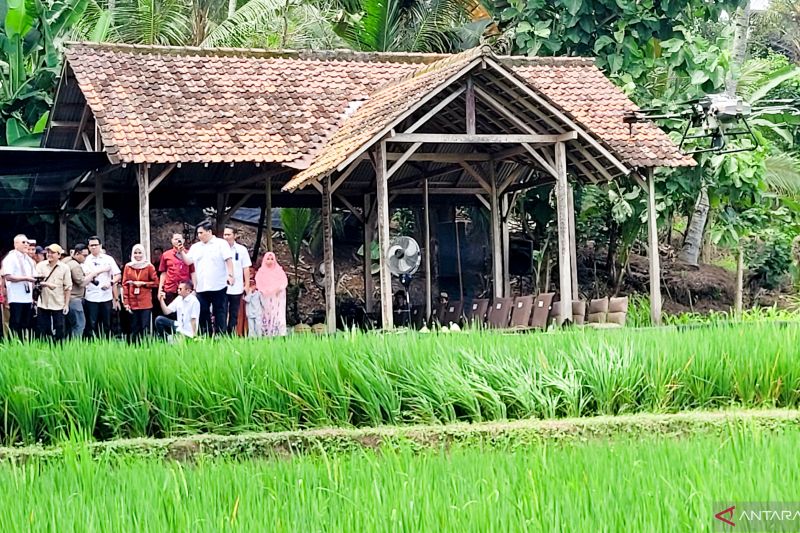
[1,323,800,445]
[1,424,797,531]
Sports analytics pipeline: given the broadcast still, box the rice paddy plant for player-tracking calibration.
[0,324,799,445]
[0,424,797,531]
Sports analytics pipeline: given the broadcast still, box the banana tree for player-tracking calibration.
[0,0,90,146]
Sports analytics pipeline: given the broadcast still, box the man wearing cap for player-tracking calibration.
[35,244,72,341]
[2,234,37,338]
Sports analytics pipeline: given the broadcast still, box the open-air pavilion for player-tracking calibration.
[37,42,694,331]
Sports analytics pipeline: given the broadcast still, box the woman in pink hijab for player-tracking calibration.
[255,252,288,336]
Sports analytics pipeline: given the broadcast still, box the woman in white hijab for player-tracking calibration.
[121,244,158,342]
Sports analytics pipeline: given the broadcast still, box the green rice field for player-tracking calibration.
[1,423,795,532]
[0,322,797,445]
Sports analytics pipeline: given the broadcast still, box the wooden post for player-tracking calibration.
[94,172,104,241]
[136,164,151,255]
[646,168,663,325]
[252,204,266,264]
[490,164,503,298]
[58,213,67,249]
[567,183,579,297]
[216,193,226,234]
[322,175,336,333]
[466,77,476,135]
[555,142,572,324]
[376,142,393,329]
[454,217,464,303]
[423,179,432,320]
[501,194,511,297]
[265,176,273,252]
[735,245,744,317]
[363,193,375,313]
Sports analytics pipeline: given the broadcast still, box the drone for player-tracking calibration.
[622,93,798,155]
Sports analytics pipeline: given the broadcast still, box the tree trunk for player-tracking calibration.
[726,1,752,97]
[735,244,744,317]
[228,0,236,18]
[681,2,750,265]
[678,186,709,265]
[606,219,618,287]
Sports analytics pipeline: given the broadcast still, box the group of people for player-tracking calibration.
[0,221,289,342]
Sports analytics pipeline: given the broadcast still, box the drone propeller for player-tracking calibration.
[625,93,759,155]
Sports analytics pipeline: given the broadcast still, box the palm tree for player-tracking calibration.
[679,1,754,266]
[201,0,340,49]
[331,0,474,53]
[114,0,193,45]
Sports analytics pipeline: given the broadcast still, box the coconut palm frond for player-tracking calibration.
[115,0,192,45]
[747,64,800,104]
[404,0,468,53]
[332,0,403,52]
[200,0,283,48]
[764,152,800,196]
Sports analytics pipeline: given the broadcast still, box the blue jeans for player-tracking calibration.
[65,298,86,339]
[154,315,177,338]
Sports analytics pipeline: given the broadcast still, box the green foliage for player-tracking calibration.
[486,0,740,101]
[332,0,473,52]
[0,425,797,529]
[113,0,192,45]
[1,324,800,445]
[745,229,794,289]
[390,207,414,236]
[356,240,380,274]
[279,207,311,283]
[749,0,800,62]
[0,0,90,146]
[201,0,341,48]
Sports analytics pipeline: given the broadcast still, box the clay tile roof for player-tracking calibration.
[284,46,485,191]
[64,43,429,165]
[60,42,692,180]
[512,62,695,169]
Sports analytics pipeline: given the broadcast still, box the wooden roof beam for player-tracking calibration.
[388,133,576,144]
[385,152,492,162]
[483,58,630,176]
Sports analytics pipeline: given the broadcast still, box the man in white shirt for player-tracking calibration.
[155,280,200,338]
[2,234,37,338]
[84,235,121,338]
[222,227,252,334]
[176,221,234,335]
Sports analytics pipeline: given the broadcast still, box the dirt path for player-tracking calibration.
[3,409,797,463]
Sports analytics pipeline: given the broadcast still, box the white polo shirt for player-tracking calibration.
[84,253,121,303]
[2,250,36,304]
[185,236,233,292]
[167,292,201,337]
[227,242,252,296]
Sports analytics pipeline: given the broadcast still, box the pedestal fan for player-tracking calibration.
[386,236,421,326]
